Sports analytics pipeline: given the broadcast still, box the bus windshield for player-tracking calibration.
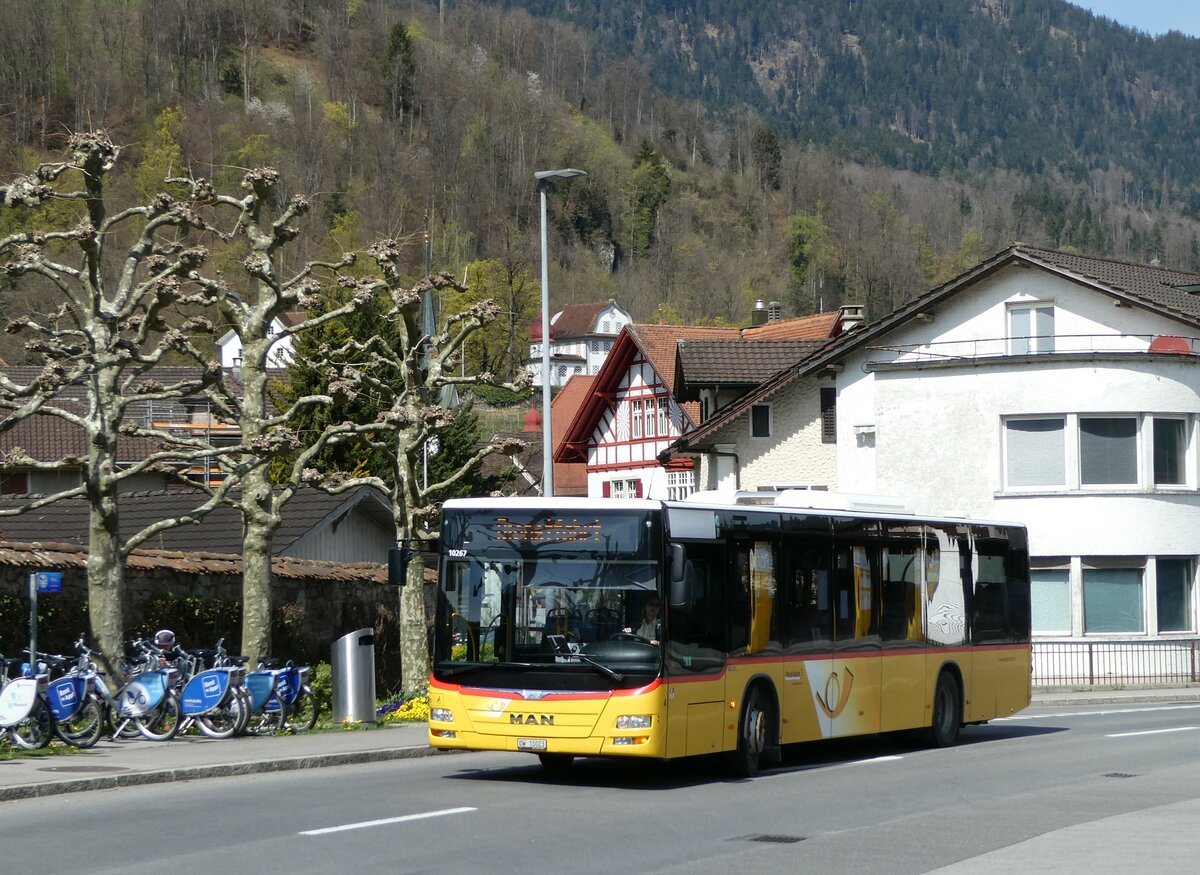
[433,508,663,687]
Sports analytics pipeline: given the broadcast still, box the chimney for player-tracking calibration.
[839,304,865,331]
[751,299,768,326]
[768,301,783,322]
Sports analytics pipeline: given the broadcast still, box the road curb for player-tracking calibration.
[1032,694,1200,707]
[0,744,450,803]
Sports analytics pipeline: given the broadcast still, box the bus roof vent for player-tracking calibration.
[773,490,912,514]
[733,491,778,506]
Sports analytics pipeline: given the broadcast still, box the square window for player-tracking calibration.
[1156,558,1193,633]
[1080,417,1137,485]
[1009,304,1055,354]
[667,470,695,500]
[1153,418,1187,485]
[820,388,836,443]
[1005,418,1066,487]
[1031,569,1071,633]
[751,404,771,438]
[1083,566,1144,633]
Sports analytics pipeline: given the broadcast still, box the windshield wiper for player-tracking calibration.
[571,652,623,682]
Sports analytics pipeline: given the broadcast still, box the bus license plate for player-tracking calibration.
[517,738,548,751]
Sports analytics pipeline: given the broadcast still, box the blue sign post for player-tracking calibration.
[29,571,63,674]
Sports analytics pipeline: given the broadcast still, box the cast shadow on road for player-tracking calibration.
[443,723,1068,791]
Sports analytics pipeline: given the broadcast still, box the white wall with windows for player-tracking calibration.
[829,263,1200,641]
[527,302,630,387]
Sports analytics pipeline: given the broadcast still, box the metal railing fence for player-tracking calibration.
[1032,638,1200,687]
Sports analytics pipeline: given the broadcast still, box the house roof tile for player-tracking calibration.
[740,311,842,340]
[0,539,385,582]
[552,300,622,338]
[676,339,827,393]
[552,374,594,494]
[0,485,392,555]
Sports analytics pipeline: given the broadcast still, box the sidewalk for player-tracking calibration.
[4,686,1200,802]
[0,720,440,802]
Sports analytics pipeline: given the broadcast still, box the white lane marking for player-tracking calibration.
[849,755,904,765]
[1105,726,1198,739]
[998,704,1200,721]
[300,806,477,836]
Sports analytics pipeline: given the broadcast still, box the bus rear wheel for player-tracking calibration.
[929,671,961,748]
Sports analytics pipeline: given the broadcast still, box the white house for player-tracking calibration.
[526,300,631,389]
[217,311,302,368]
[670,245,1200,654]
[557,312,848,500]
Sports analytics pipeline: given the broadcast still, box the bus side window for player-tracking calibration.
[881,524,922,644]
[728,541,752,655]
[784,544,832,649]
[972,527,1027,643]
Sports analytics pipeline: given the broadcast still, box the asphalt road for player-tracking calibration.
[4,701,1200,874]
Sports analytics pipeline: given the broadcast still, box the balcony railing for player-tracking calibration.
[1032,638,1200,687]
[866,333,1200,369]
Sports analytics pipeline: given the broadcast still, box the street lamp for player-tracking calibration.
[535,167,587,497]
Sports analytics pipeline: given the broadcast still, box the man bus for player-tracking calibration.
[428,491,1031,775]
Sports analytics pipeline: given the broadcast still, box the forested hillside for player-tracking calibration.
[2,0,1199,370]
[501,0,1200,210]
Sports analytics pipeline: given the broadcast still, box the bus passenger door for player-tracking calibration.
[879,523,926,732]
[664,542,728,759]
[723,537,784,752]
[780,515,834,742]
[830,519,881,739]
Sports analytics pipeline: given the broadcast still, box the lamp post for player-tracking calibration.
[535,167,587,496]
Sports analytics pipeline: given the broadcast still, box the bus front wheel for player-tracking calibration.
[929,671,961,748]
[727,684,773,778]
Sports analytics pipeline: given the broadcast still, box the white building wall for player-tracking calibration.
[218,321,293,368]
[828,263,1200,643]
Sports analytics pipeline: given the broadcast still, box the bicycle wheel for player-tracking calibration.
[285,687,318,732]
[54,693,105,749]
[108,702,142,739]
[196,693,245,740]
[135,692,181,741]
[233,686,252,736]
[8,698,53,750]
[247,692,288,736]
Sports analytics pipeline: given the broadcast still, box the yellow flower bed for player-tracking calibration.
[381,694,430,723]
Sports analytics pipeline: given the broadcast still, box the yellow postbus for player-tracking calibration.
[428,492,1031,775]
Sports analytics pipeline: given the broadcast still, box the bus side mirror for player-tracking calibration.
[668,543,693,610]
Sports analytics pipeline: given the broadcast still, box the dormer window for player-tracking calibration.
[1009,303,1055,354]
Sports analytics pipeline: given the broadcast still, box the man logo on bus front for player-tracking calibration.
[510,713,554,726]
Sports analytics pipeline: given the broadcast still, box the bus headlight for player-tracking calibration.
[431,708,454,723]
[616,715,652,729]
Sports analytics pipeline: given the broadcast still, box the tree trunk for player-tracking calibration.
[240,465,277,664]
[401,553,429,691]
[86,498,125,680]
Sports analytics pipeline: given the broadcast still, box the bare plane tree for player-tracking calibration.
[312,243,528,692]
[0,132,257,675]
[186,167,375,665]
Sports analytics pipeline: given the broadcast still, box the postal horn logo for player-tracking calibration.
[815,667,855,719]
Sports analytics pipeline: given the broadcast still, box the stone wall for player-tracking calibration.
[0,542,407,691]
